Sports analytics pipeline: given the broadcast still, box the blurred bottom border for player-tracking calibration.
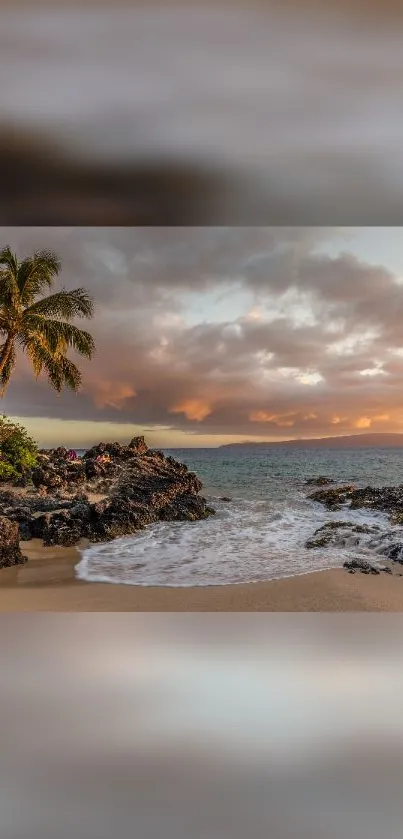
[1,613,403,839]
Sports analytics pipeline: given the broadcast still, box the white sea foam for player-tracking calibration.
[75,494,395,587]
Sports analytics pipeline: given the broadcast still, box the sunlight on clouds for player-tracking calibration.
[170,399,212,422]
[244,307,264,322]
[250,411,296,427]
[332,413,391,430]
[355,417,372,429]
[359,363,386,377]
[85,381,137,409]
[6,227,403,445]
[297,372,323,386]
[274,368,323,386]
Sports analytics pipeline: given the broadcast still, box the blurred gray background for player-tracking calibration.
[1,615,403,838]
[2,2,403,222]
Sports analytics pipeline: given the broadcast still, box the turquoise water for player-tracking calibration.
[163,446,403,499]
[76,447,403,587]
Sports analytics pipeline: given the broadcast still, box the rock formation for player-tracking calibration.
[305,476,336,486]
[0,437,215,549]
[309,483,403,516]
[0,516,27,568]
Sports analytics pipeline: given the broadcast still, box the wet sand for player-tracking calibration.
[0,540,403,611]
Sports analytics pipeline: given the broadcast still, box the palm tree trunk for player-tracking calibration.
[0,334,14,377]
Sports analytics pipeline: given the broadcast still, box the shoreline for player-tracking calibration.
[0,540,403,611]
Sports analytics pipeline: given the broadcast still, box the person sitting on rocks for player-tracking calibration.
[67,449,78,461]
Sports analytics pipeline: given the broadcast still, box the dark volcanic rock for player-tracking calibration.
[0,439,214,552]
[0,490,89,541]
[343,558,382,575]
[308,485,356,509]
[33,436,156,495]
[307,482,403,574]
[0,516,27,568]
[305,520,381,550]
[14,439,215,547]
[383,543,403,564]
[32,453,87,493]
[83,435,148,462]
[309,482,403,519]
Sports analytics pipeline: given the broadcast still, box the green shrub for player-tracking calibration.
[0,415,38,483]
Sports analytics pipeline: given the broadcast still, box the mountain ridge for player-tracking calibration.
[220,433,403,449]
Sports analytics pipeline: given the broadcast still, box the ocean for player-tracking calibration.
[75,446,403,587]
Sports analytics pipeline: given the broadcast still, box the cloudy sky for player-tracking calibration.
[2,227,403,448]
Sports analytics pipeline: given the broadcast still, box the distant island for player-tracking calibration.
[220,434,403,449]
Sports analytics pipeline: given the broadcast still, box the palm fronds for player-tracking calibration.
[0,245,95,395]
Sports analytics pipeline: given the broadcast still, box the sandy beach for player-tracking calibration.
[0,539,402,611]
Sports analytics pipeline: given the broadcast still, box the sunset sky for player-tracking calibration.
[2,226,403,448]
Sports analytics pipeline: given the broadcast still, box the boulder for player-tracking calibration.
[383,543,403,564]
[128,436,149,454]
[32,455,87,493]
[309,482,403,519]
[343,558,382,575]
[4,441,214,548]
[305,520,381,550]
[0,490,90,541]
[308,486,356,509]
[0,516,27,568]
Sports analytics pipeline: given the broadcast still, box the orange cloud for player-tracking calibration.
[373,414,390,422]
[250,411,295,427]
[88,381,137,410]
[170,399,212,421]
[355,417,372,429]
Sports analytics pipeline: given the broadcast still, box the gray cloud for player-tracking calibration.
[2,227,403,441]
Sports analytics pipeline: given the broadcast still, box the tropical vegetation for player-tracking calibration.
[0,245,95,394]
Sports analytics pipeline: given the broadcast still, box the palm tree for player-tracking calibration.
[0,246,95,395]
